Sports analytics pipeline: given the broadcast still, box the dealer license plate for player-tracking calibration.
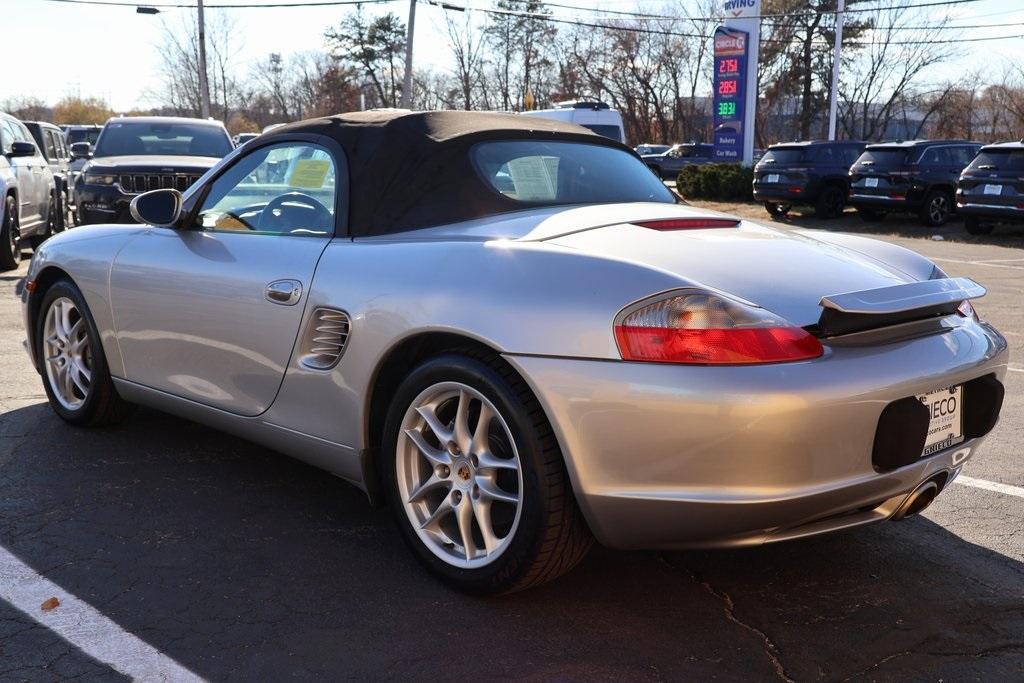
[983,184,1002,195]
[765,173,779,183]
[865,177,879,188]
[918,385,964,457]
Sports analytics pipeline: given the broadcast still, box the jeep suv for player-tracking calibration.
[955,142,1024,235]
[848,140,981,226]
[753,140,866,219]
[24,121,75,232]
[75,116,233,224]
[643,143,714,179]
[1,112,57,270]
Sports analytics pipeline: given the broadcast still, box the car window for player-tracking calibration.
[579,124,623,142]
[760,147,808,164]
[94,121,232,158]
[967,148,1024,172]
[472,140,675,206]
[855,148,908,167]
[815,146,835,163]
[0,119,13,154]
[43,130,58,159]
[952,146,977,167]
[842,146,863,165]
[197,142,337,236]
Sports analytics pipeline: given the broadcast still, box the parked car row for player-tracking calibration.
[752,137,1024,233]
[0,110,244,270]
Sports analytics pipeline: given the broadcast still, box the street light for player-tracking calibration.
[137,2,211,119]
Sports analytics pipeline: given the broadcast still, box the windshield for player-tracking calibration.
[968,148,1024,172]
[93,121,232,158]
[760,147,809,164]
[67,128,101,145]
[472,140,675,206]
[581,124,623,142]
[855,148,909,167]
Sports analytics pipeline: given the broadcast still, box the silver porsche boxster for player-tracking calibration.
[21,111,1008,593]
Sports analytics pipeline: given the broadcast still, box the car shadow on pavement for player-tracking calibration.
[0,402,1022,680]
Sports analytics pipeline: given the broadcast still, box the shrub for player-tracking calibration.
[675,163,755,202]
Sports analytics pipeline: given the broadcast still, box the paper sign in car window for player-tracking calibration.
[288,159,331,189]
[506,156,557,201]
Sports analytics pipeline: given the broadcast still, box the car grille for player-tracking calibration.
[118,173,202,194]
[298,308,351,370]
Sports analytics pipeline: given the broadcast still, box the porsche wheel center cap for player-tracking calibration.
[456,464,472,482]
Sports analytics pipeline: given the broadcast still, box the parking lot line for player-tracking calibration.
[954,475,1024,499]
[929,256,1024,271]
[1008,366,1024,373]
[0,545,204,682]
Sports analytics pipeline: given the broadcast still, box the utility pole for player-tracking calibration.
[197,0,212,118]
[827,0,845,140]
[400,0,416,109]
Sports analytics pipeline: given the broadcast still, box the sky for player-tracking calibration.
[1,0,1023,113]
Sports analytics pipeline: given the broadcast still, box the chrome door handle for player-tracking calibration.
[265,279,302,306]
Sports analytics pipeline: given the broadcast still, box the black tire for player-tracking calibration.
[30,194,58,249]
[919,189,952,227]
[856,207,886,223]
[764,201,791,219]
[35,279,135,427]
[814,184,846,219]
[964,216,994,235]
[59,188,73,232]
[0,195,20,271]
[382,349,593,594]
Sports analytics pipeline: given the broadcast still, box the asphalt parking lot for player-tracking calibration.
[0,214,1022,681]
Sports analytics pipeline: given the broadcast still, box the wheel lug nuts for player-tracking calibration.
[446,442,461,457]
[452,490,462,504]
[438,464,450,478]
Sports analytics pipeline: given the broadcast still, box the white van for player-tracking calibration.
[520,100,626,144]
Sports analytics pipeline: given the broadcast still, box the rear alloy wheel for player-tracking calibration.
[0,195,20,271]
[920,190,952,227]
[383,351,592,594]
[856,207,886,223]
[31,195,58,249]
[764,201,791,219]
[964,216,994,235]
[37,280,135,426]
[815,185,846,219]
[60,190,74,232]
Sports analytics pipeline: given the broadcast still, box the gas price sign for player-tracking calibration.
[712,27,748,161]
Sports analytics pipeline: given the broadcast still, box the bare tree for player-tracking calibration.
[443,9,487,110]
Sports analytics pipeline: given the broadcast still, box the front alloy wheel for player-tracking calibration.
[43,297,92,410]
[396,382,523,568]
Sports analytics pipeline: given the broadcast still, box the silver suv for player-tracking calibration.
[1,112,57,270]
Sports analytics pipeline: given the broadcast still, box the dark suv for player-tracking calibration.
[643,143,714,179]
[75,116,233,224]
[848,140,981,227]
[955,141,1024,235]
[24,121,75,232]
[752,140,865,219]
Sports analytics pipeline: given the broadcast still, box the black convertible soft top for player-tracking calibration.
[262,109,632,237]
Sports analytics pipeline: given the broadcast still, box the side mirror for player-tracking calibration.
[130,188,183,227]
[70,142,92,160]
[9,141,37,157]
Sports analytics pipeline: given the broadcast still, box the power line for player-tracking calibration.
[37,0,395,8]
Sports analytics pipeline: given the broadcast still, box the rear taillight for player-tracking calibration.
[633,218,739,231]
[614,290,824,365]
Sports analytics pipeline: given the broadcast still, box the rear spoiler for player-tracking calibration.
[816,277,985,337]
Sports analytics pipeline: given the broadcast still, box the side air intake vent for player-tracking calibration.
[299,308,351,370]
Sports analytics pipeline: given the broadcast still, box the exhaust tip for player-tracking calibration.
[892,475,946,521]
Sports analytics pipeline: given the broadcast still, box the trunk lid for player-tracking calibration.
[546,210,919,326]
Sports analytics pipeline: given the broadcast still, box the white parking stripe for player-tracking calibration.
[929,256,1024,271]
[0,545,204,682]
[954,475,1024,499]
[1008,367,1024,373]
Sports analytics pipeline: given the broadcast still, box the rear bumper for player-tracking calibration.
[956,202,1024,223]
[506,319,1008,549]
[753,186,809,203]
[849,194,919,211]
